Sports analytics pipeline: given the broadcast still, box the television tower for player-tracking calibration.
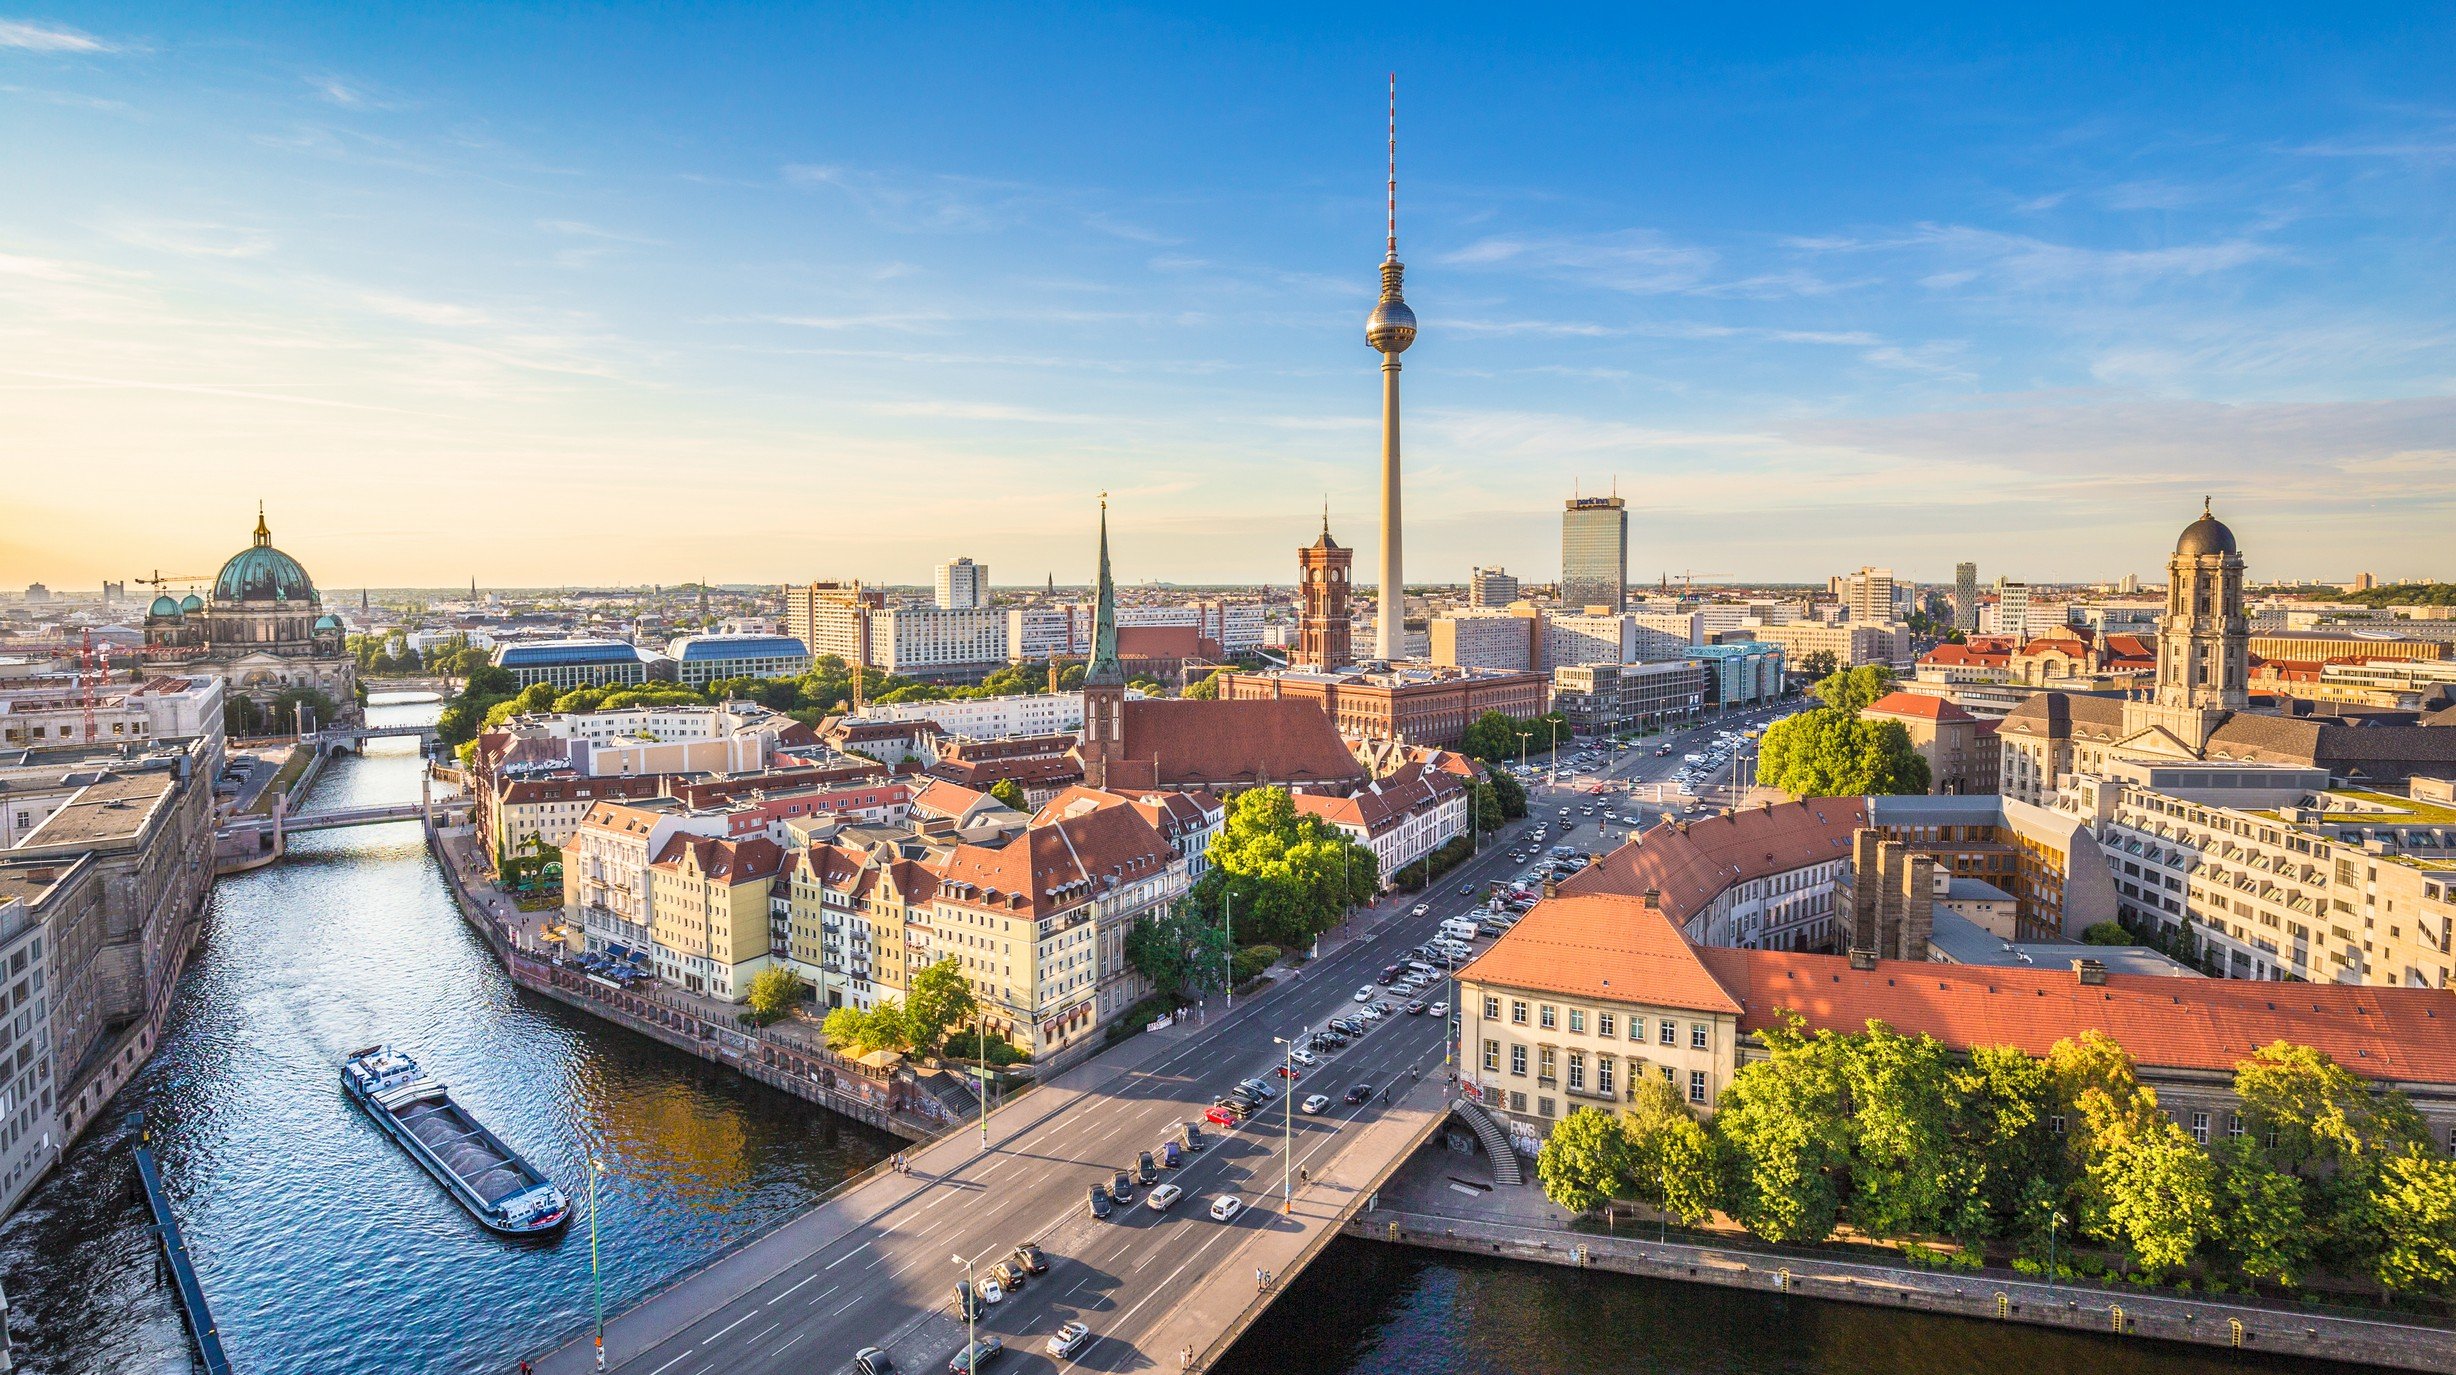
[1365,74,1417,663]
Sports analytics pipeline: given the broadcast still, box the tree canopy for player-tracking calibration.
[1195,787,1379,949]
[1757,705,1929,798]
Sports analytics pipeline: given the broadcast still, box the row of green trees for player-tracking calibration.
[1459,709,1572,767]
[1122,787,1382,1000]
[440,653,1179,753]
[817,957,980,1057]
[1536,1022,2456,1297]
[1755,665,1930,798]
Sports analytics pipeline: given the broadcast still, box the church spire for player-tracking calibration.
[253,501,271,548]
[1085,495,1123,686]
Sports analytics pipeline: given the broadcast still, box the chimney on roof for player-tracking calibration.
[1541,875,1559,899]
[2073,958,2108,986]
[1641,887,1659,911]
[1847,949,1877,972]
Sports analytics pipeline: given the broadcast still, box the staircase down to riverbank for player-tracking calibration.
[1452,1097,1523,1185]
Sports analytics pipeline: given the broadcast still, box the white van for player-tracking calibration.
[1438,919,1479,942]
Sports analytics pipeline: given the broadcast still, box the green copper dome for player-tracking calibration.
[213,507,317,605]
[148,594,183,618]
[179,593,204,613]
[314,613,341,630]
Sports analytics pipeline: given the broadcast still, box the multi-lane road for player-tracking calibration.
[555,704,1794,1375]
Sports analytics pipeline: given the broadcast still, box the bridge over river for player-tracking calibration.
[529,840,1535,1375]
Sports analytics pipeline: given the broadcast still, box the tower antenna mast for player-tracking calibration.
[1386,72,1398,260]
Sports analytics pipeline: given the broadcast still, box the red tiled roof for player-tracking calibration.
[934,802,1176,918]
[1102,699,1365,791]
[1456,894,1742,1015]
[1698,947,2456,1087]
[1563,799,1869,929]
[1292,761,1466,837]
[649,833,785,884]
[1117,625,1202,659]
[1864,691,1974,723]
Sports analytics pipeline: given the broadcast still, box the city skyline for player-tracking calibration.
[5,8,2454,588]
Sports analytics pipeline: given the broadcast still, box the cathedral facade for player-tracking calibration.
[143,507,357,717]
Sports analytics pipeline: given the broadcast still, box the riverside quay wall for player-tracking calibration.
[428,822,950,1142]
[1350,1208,2456,1375]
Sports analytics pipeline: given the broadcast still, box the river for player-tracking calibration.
[0,697,2382,1375]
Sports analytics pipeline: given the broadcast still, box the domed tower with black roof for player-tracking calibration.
[2157,498,2249,712]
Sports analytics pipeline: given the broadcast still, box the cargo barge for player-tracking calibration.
[342,1045,570,1236]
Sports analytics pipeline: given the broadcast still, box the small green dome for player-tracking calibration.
[149,594,183,618]
[179,593,204,613]
[314,613,341,630]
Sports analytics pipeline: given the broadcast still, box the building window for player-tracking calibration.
[1483,1040,1500,1072]
[2190,1111,2210,1145]
[1566,1053,1586,1091]
[1658,1019,1676,1046]
[1597,1012,1616,1038]
[1510,1044,1527,1076]
[2228,1113,2245,1140]
[1597,1058,1615,1097]
[1508,1091,1526,1114]
[1690,1022,1709,1050]
[1511,1000,1528,1025]
[1538,1047,1557,1081]
[1661,1065,1675,1084]
[1483,995,1501,1019]
[1537,1097,1555,1119]
[2050,1114,2065,1135]
[1688,1070,1707,1104]
[1568,1009,1585,1034]
[1539,1005,1557,1030]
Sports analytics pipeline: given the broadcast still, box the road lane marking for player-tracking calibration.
[645,1352,693,1375]
[745,1321,779,1346]
[803,1284,839,1307]
[704,1311,753,1342]
[774,1332,804,1357]
[832,1293,866,1316]
[768,1272,819,1304]
[825,1241,873,1269]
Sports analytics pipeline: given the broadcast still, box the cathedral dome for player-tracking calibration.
[179,593,204,613]
[213,508,318,604]
[314,613,342,631]
[148,594,182,619]
[2175,503,2239,558]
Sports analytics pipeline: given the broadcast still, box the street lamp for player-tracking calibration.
[952,1247,989,1373]
[1273,1033,1299,1213]
[586,1154,607,1371]
[1517,730,1530,775]
[1221,890,1235,1012]
[2048,1209,2064,1286]
[1546,718,1562,789]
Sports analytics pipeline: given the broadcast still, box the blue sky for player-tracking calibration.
[3,6,2451,591]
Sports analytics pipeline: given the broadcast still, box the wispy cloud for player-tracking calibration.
[1444,230,1717,294]
[0,18,113,52]
[866,399,1112,424]
[104,219,279,259]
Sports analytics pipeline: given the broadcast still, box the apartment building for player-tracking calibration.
[562,799,737,960]
[646,835,786,1001]
[1861,690,1999,795]
[852,690,1113,741]
[1550,660,1705,737]
[1563,800,1865,951]
[0,673,224,755]
[0,895,56,1217]
[2066,763,2456,987]
[1468,567,1520,609]
[1691,642,1785,710]
[935,558,989,611]
[1743,620,1909,671]
[1292,762,1469,888]
[783,581,887,663]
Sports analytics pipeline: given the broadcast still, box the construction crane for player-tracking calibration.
[1661,570,1732,596]
[135,569,212,595]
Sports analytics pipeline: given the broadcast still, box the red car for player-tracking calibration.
[1203,1105,1239,1127]
[1274,1065,1300,1079]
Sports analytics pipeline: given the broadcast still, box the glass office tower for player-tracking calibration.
[1561,496,1628,613]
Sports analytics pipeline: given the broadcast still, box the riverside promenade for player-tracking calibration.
[1353,1142,2456,1374]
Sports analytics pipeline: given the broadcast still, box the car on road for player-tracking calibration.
[1289,1047,1319,1067]
[991,1259,1027,1291]
[1047,1322,1091,1359]
[1209,1195,1244,1222]
[979,1276,1006,1304]
[1457,883,1475,896]
[955,1280,985,1320]
[1273,1063,1300,1081]
[1378,963,1403,983]
[1012,1242,1048,1274]
[1344,1083,1374,1104]
[1404,999,1427,1015]
[1354,986,1375,1002]
[1301,1093,1332,1114]
[1110,1169,1136,1203]
[1429,1001,1449,1016]
[856,1348,895,1375]
[1411,902,1430,917]
[1203,1105,1239,1127]
[1239,1076,1279,1100]
[1176,1121,1208,1151]
[1137,1151,1159,1184]
[1357,1004,1384,1021]
[1507,851,1524,862]
[1146,1182,1185,1212]
[1159,1140,1182,1168]
[950,1335,1004,1374]
[1087,1184,1112,1218]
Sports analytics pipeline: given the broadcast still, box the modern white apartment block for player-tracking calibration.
[935,558,989,611]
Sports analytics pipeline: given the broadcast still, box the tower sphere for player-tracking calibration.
[1366,292,1416,354]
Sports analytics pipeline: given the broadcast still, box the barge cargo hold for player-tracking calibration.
[342,1045,570,1237]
